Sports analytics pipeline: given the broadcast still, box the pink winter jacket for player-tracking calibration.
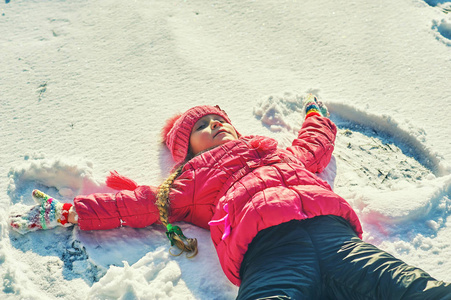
[74,115,363,286]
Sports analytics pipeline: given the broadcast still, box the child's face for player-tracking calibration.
[190,114,239,155]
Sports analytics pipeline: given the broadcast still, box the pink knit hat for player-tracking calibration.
[162,105,239,163]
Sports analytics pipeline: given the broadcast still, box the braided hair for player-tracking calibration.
[156,157,198,258]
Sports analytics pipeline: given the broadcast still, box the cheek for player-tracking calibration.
[226,125,238,138]
[190,131,212,153]
[196,131,212,142]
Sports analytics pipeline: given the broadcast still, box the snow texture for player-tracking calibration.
[1,0,451,299]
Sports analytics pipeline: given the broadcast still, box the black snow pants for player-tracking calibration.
[236,215,451,300]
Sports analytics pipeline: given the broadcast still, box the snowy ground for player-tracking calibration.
[1,0,451,299]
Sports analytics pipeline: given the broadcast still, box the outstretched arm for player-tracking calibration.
[286,95,337,173]
[73,185,161,231]
[9,173,194,233]
[74,169,199,231]
[9,186,162,234]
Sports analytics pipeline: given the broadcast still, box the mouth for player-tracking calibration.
[214,130,229,138]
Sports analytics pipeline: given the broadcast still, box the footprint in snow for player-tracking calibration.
[422,0,451,45]
[432,18,451,46]
[423,0,451,9]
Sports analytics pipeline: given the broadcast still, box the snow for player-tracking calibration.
[1,0,451,299]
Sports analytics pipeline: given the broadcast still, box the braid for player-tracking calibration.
[156,162,198,258]
[156,165,182,227]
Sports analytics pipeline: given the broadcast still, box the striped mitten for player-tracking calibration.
[10,190,73,234]
[303,94,330,119]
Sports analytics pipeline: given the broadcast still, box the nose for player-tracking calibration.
[211,120,223,129]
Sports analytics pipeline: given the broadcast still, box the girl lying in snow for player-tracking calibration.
[10,96,451,299]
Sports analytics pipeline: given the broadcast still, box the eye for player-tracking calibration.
[196,123,207,131]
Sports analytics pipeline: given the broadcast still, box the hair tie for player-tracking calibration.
[166,223,187,246]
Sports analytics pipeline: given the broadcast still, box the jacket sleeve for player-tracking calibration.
[286,115,337,173]
[74,185,160,231]
[74,170,198,231]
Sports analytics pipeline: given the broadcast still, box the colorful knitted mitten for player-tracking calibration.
[303,94,330,119]
[10,190,73,234]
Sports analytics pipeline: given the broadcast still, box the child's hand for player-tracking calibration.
[9,190,73,235]
[303,94,330,119]
[10,203,49,234]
